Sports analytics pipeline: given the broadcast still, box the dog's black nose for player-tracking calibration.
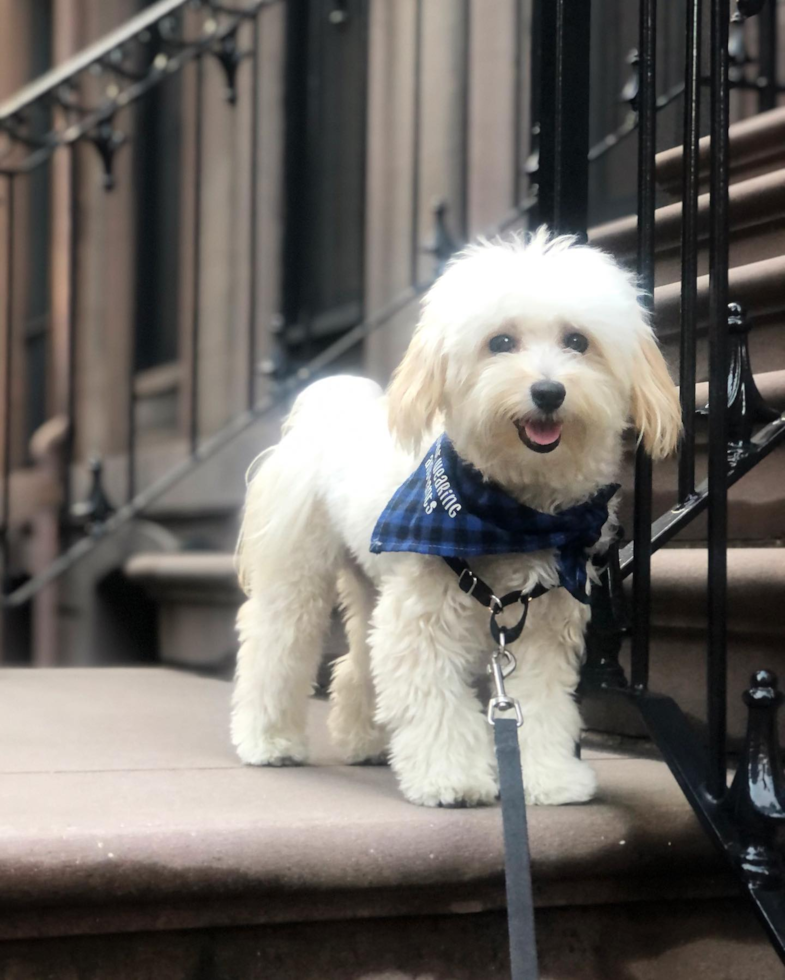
[530,380,566,412]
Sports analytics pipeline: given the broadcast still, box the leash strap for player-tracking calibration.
[445,555,551,978]
[495,717,539,980]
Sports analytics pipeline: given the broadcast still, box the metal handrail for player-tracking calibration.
[0,0,190,122]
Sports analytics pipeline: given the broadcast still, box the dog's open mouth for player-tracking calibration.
[514,418,563,454]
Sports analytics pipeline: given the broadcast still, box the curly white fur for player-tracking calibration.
[232,230,681,807]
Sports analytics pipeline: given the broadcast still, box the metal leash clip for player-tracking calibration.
[487,631,524,727]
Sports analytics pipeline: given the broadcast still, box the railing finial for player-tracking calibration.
[726,670,785,887]
[70,456,115,532]
[726,302,780,451]
[423,200,460,278]
[88,120,126,191]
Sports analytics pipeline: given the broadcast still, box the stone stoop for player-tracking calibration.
[0,667,781,980]
[123,552,347,679]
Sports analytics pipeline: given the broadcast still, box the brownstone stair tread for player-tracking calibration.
[0,667,726,941]
[124,551,240,597]
[653,254,785,338]
[656,105,785,195]
[641,547,785,634]
[590,168,785,263]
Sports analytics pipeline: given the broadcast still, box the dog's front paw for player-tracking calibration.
[231,721,308,767]
[400,764,499,808]
[523,757,597,806]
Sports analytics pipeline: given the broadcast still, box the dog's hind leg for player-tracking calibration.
[328,560,387,764]
[232,491,342,766]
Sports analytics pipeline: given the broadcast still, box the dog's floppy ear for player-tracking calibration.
[387,319,446,453]
[629,329,683,460]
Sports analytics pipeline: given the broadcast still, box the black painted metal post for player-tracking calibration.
[757,0,778,113]
[63,146,79,536]
[583,542,629,692]
[248,13,261,411]
[707,0,731,801]
[536,0,592,238]
[409,0,423,289]
[190,53,205,454]
[1,175,14,589]
[631,0,657,692]
[678,0,702,505]
[459,0,471,241]
[512,0,524,210]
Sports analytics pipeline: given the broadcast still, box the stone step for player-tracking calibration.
[124,551,345,676]
[656,105,785,196]
[583,547,785,743]
[590,168,785,288]
[615,368,785,544]
[123,552,240,671]
[1,666,781,979]
[651,254,785,377]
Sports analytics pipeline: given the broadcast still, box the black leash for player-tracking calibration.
[444,557,542,980]
[495,717,539,980]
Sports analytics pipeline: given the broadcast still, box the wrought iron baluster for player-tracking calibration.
[458,0,471,242]
[1,175,15,591]
[630,0,657,692]
[410,0,423,288]
[582,540,629,692]
[64,145,79,529]
[536,0,592,238]
[190,53,205,454]
[248,12,261,410]
[757,0,778,112]
[512,0,524,210]
[706,0,731,802]
[678,0,702,505]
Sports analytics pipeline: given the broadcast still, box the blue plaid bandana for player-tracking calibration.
[370,434,619,603]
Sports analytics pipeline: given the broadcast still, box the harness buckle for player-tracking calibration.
[458,568,478,597]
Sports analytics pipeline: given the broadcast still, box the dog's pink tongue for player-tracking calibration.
[524,420,563,445]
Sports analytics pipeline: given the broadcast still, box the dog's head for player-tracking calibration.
[387,230,681,500]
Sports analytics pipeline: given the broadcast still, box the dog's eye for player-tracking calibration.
[563,331,589,354]
[488,334,517,354]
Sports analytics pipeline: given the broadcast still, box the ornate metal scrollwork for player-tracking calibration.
[0,0,263,181]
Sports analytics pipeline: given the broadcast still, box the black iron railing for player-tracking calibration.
[576,0,785,962]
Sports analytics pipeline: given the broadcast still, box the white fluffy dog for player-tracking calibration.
[232,230,681,808]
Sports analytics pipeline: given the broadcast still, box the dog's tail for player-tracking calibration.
[236,376,382,596]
